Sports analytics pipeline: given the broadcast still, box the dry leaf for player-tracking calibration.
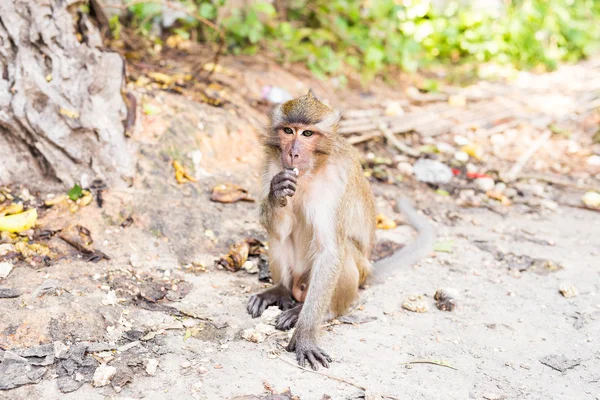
[376,213,397,230]
[147,72,174,85]
[173,160,196,184]
[486,190,511,206]
[210,183,254,203]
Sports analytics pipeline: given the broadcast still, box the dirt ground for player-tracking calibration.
[1,54,599,400]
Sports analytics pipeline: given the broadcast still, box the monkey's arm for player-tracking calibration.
[373,197,436,280]
[259,169,297,233]
[287,231,343,370]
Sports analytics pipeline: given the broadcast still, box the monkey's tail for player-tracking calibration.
[372,197,436,282]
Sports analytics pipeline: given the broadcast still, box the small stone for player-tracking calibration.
[242,260,258,274]
[92,365,116,387]
[181,361,192,369]
[586,155,600,166]
[402,295,429,313]
[540,199,558,211]
[494,182,507,194]
[559,283,578,298]
[475,177,495,192]
[396,162,414,176]
[453,135,470,146]
[453,151,469,163]
[101,290,118,306]
[436,142,455,154]
[582,191,600,208]
[192,381,204,392]
[0,262,14,279]
[385,101,404,117]
[145,358,159,376]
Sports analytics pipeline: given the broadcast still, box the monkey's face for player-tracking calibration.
[277,125,325,173]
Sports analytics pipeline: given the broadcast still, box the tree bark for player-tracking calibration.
[0,0,134,189]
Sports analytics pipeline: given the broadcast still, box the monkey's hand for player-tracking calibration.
[269,169,297,207]
[287,331,332,370]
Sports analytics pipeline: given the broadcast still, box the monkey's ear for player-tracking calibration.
[314,109,342,134]
[269,103,284,129]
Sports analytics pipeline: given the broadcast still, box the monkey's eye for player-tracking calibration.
[302,130,314,137]
[283,127,294,134]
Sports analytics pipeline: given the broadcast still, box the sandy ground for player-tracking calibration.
[1,58,600,400]
[2,181,599,400]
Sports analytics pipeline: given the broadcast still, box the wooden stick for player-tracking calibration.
[378,123,421,157]
[518,173,600,193]
[278,356,366,391]
[400,359,458,370]
[503,130,552,182]
[347,131,381,145]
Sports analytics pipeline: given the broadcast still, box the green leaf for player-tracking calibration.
[198,3,216,19]
[68,184,83,201]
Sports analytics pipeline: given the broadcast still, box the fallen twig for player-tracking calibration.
[278,356,367,391]
[503,129,552,182]
[59,234,110,262]
[278,356,401,399]
[378,123,421,157]
[400,359,458,370]
[517,173,600,193]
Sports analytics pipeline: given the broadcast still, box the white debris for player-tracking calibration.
[146,358,159,376]
[92,365,116,387]
[261,306,282,325]
[0,261,14,279]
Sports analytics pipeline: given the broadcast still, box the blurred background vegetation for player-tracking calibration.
[106,0,600,82]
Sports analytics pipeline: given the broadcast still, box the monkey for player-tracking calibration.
[246,90,435,370]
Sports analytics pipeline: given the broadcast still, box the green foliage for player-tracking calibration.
[126,0,600,80]
[68,184,83,201]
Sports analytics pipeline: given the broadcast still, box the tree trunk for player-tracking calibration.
[0,0,134,189]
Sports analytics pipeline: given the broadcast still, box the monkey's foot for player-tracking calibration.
[247,287,295,318]
[287,336,332,370]
[275,303,302,331]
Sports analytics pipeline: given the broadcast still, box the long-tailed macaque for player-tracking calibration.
[247,90,435,370]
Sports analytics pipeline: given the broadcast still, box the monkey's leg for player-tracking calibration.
[247,283,295,318]
[275,303,303,331]
[329,243,361,318]
[247,238,295,318]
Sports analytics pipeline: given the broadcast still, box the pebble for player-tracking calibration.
[453,135,470,146]
[587,155,600,166]
[146,358,159,376]
[181,361,192,369]
[475,177,495,192]
[453,151,469,163]
[396,162,414,176]
[385,101,405,117]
